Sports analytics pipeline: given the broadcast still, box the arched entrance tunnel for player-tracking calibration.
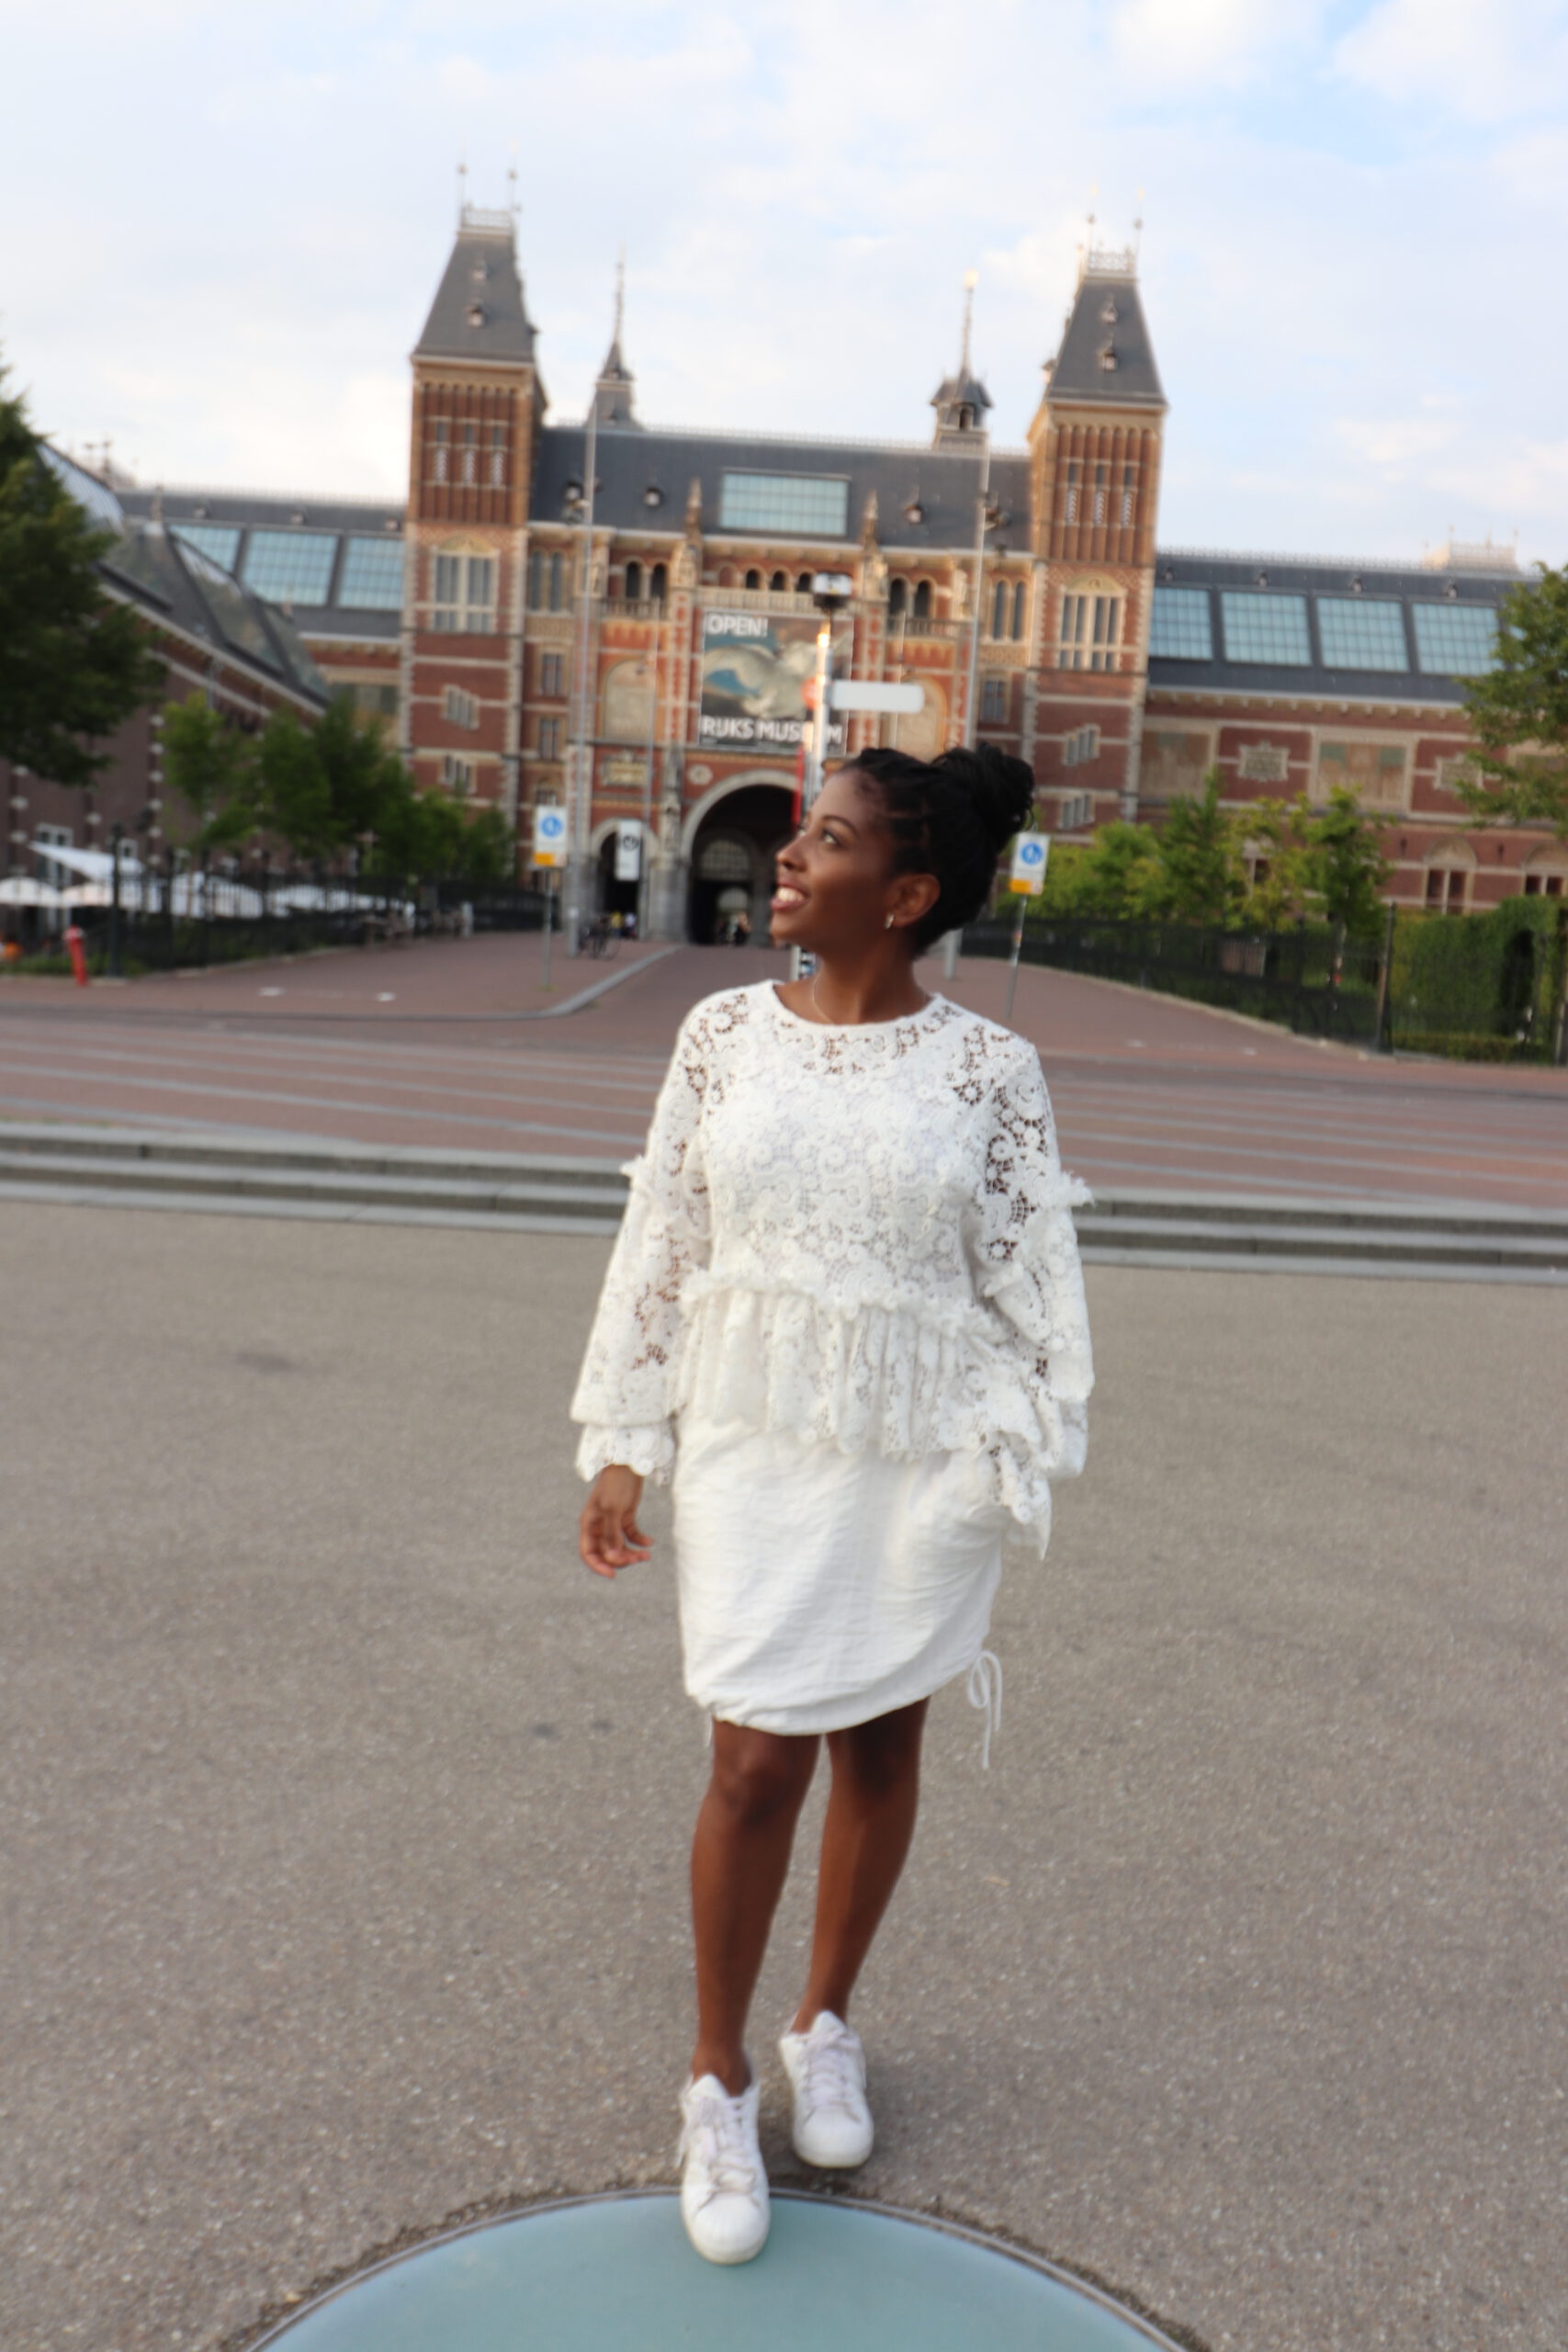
[687,781,795,945]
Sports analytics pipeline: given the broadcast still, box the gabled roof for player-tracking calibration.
[413,209,536,367]
[1048,259,1165,409]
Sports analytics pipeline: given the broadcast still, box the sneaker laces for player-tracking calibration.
[678,2087,760,2204]
[796,2019,864,2120]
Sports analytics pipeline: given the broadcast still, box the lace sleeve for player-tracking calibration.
[970,1041,1094,1492]
[569,1009,713,1485]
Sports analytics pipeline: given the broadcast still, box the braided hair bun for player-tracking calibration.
[848,741,1039,953]
[930,744,1037,861]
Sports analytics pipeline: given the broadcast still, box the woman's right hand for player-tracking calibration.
[579,1465,651,1579]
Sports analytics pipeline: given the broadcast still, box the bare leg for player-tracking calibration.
[790,1698,928,2033]
[691,1722,819,2095]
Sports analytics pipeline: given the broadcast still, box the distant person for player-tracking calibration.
[572,745,1093,2266]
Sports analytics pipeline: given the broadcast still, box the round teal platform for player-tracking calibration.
[254,2191,1182,2351]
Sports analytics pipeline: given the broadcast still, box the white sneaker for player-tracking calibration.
[778,2010,874,2168]
[677,2071,770,2265]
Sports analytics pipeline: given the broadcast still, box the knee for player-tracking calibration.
[709,1729,815,1826]
[829,1716,923,1804]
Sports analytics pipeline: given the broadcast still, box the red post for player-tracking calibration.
[64,925,89,987]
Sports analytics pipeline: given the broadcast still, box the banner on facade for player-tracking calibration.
[698,611,848,752]
[613,822,642,882]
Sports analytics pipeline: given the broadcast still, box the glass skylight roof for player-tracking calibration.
[173,522,242,571]
[1220,592,1313,665]
[719,471,849,537]
[1148,586,1213,659]
[241,529,337,606]
[338,537,405,608]
[1411,602,1499,676]
[1316,597,1408,671]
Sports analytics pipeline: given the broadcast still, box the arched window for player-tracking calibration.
[527,549,543,610]
[991,580,1008,639]
[911,580,932,622]
[887,578,908,617]
[1011,581,1026,641]
[796,572,812,594]
[649,562,668,604]
[1064,462,1079,525]
[1121,465,1135,528]
[770,571,787,592]
[744,568,761,590]
[624,559,643,602]
[547,552,563,612]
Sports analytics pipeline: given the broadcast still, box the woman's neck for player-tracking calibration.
[781,947,931,1027]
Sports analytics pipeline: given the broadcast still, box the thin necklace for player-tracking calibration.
[809,971,931,1024]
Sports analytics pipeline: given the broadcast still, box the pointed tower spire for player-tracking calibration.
[592,250,640,428]
[931,269,991,449]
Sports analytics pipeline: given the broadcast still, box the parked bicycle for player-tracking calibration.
[577,914,622,960]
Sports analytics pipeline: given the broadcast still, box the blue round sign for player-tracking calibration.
[536,808,567,843]
[1017,838,1045,867]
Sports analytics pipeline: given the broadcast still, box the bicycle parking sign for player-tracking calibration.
[1009,833,1049,895]
[533,807,568,869]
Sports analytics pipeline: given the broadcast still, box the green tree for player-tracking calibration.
[1454,560,1568,836]
[1237,797,1320,931]
[0,361,162,785]
[1152,769,1246,924]
[253,695,419,863]
[1059,822,1164,918]
[255,707,335,860]
[162,695,260,851]
[1307,785,1392,936]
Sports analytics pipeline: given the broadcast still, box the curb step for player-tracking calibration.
[1,1123,1564,1281]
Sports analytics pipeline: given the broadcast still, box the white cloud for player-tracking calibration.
[1334,0,1568,122]
[1111,0,1325,85]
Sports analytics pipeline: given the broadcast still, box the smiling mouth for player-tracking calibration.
[771,885,807,910]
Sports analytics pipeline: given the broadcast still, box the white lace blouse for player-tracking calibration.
[570,982,1093,1554]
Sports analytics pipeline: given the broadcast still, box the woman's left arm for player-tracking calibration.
[970,1040,1094,1483]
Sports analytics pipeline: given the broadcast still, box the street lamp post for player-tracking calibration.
[107,821,124,979]
[790,571,855,980]
[566,397,600,956]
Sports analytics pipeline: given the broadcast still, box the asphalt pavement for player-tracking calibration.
[3,1204,1565,2352]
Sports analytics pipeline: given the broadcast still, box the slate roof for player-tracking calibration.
[1148,548,1524,706]
[1049,265,1165,408]
[44,449,329,701]
[118,487,405,642]
[102,526,331,701]
[529,424,1031,554]
[413,212,536,366]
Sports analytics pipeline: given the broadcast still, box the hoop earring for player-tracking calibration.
[885,914,896,930]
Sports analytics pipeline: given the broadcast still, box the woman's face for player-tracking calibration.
[770,767,939,952]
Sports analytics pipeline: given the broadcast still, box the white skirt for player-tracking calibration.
[671,1412,1023,1736]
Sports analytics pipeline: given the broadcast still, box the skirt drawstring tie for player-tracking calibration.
[966,1649,1003,1771]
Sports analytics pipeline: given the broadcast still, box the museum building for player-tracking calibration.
[111,206,1563,933]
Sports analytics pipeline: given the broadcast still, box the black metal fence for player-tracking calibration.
[57,866,553,975]
[961,911,1390,1045]
[962,903,1568,1063]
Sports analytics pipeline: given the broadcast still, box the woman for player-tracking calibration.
[571,743,1092,2266]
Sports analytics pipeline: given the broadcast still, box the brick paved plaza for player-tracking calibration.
[2,933,1565,1208]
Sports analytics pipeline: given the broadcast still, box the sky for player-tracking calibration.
[4,0,1567,565]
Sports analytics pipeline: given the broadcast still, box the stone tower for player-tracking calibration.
[1026,237,1167,823]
